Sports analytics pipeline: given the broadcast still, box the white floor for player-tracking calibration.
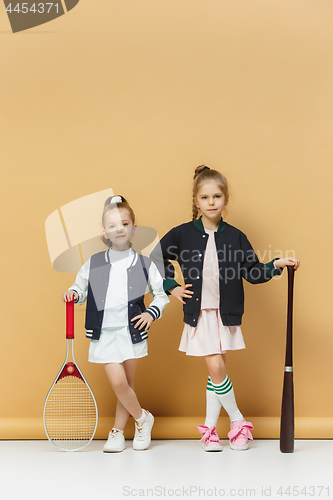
[0,440,332,500]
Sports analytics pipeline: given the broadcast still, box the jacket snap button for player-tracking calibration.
[196,298,199,301]
[130,304,133,307]
[202,235,206,238]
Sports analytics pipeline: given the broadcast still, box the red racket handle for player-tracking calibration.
[66,299,74,339]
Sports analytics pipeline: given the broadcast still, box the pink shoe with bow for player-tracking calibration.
[228,421,254,451]
[197,425,223,452]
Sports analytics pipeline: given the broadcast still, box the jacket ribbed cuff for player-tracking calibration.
[265,258,283,278]
[145,306,160,320]
[163,278,180,294]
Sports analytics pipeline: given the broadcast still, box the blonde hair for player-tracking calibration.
[192,165,229,220]
[101,195,135,248]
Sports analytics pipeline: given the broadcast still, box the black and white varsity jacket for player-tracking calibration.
[150,217,282,327]
[69,249,169,344]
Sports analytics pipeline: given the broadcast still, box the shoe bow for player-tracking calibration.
[227,421,254,441]
[197,425,220,443]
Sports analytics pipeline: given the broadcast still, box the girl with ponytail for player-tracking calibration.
[62,196,169,453]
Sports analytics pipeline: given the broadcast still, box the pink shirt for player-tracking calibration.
[201,229,219,310]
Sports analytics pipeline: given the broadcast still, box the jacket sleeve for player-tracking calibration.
[145,262,170,320]
[150,227,181,293]
[240,234,283,284]
[68,259,90,304]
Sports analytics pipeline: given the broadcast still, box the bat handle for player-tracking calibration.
[285,265,295,367]
[66,299,74,339]
[287,264,295,297]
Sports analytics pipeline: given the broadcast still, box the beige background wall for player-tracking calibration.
[1,0,332,439]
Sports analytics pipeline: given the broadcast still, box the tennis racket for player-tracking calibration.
[43,299,98,451]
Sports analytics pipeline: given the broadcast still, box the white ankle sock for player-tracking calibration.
[135,409,148,424]
[212,375,244,422]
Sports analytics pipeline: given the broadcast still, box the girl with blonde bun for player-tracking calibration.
[151,166,299,451]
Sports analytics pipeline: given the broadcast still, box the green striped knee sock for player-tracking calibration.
[204,376,221,427]
[212,375,244,423]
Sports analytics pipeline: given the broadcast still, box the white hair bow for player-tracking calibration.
[110,196,122,204]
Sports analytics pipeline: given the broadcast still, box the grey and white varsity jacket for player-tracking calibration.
[69,249,169,344]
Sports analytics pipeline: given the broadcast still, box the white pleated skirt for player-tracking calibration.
[179,309,245,356]
[88,326,148,364]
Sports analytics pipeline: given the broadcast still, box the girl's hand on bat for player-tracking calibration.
[274,257,300,270]
[131,312,153,330]
[62,290,78,303]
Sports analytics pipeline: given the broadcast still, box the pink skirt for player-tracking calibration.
[179,309,245,356]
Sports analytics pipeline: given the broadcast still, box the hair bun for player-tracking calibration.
[104,195,129,207]
[110,195,123,204]
[194,165,210,179]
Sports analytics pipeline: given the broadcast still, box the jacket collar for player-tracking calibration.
[105,248,137,266]
[193,216,226,233]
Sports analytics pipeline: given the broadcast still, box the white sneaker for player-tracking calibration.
[103,429,125,453]
[133,411,154,450]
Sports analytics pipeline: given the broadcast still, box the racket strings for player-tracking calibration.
[44,376,97,450]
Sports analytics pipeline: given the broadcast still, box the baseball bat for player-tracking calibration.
[280,265,295,453]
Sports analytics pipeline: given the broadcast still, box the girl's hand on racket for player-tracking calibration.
[62,290,78,303]
[131,312,154,330]
[170,284,194,304]
[274,257,300,270]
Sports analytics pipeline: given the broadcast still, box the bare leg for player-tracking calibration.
[204,353,227,383]
[113,359,138,430]
[104,360,142,424]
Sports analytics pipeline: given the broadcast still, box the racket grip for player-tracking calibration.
[66,299,74,339]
